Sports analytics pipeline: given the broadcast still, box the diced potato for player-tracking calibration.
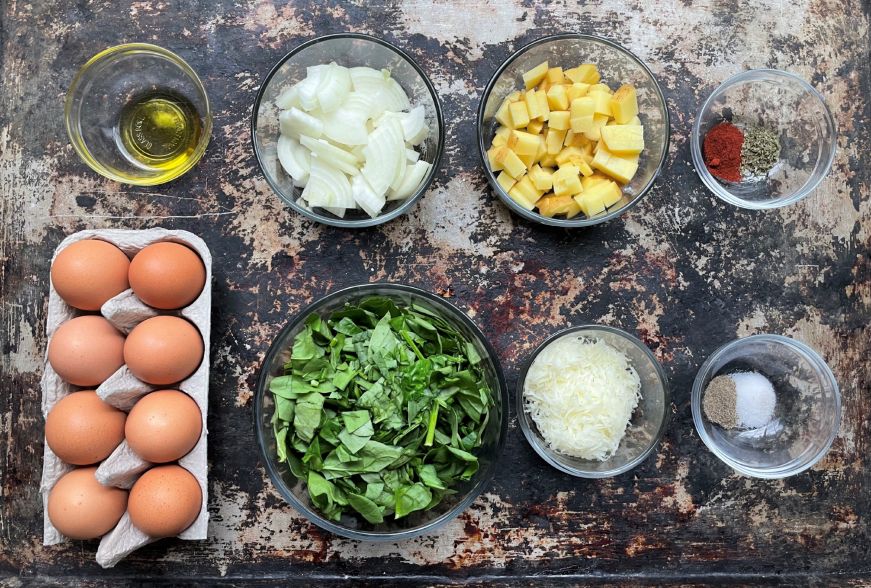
[589,83,612,94]
[492,134,507,147]
[522,61,549,90]
[494,146,527,178]
[545,128,568,154]
[540,153,558,168]
[535,91,550,121]
[508,175,542,209]
[623,115,642,126]
[546,67,565,84]
[556,146,585,167]
[546,85,569,110]
[566,83,590,102]
[508,101,530,129]
[610,84,639,124]
[591,144,639,184]
[495,98,513,128]
[537,193,581,218]
[507,91,522,102]
[578,160,594,177]
[508,130,540,155]
[600,125,644,155]
[537,78,551,93]
[517,152,536,170]
[574,179,622,216]
[487,145,503,171]
[574,190,606,217]
[565,64,600,84]
[548,111,570,131]
[583,113,610,141]
[552,165,582,197]
[582,171,612,190]
[571,115,594,134]
[527,119,545,134]
[563,130,576,147]
[524,90,543,120]
[535,134,547,161]
[529,164,554,191]
[570,96,595,119]
[590,92,612,117]
[496,171,516,193]
[495,126,512,143]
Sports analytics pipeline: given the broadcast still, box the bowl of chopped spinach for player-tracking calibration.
[255,283,508,540]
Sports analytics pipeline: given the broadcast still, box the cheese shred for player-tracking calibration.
[524,335,641,461]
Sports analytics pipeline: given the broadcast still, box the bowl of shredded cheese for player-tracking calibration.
[517,325,670,478]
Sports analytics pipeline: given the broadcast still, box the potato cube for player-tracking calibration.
[573,190,606,217]
[507,91,522,102]
[590,92,612,117]
[582,171,612,190]
[492,134,507,147]
[545,128,568,154]
[570,96,595,119]
[564,130,576,147]
[610,84,639,124]
[546,84,569,110]
[566,83,590,102]
[589,83,612,95]
[495,98,513,128]
[537,193,581,218]
[591,144,639,184]
[540,153,558,167]
[552,165,582,197]
[507,130,540,155]
[527,119,545,134]
[537,78,551,93]
[524,90,543,120]
[496,170,516,193]
[495,125,511,142]
[600,125,644,155]
[623,115,642,126]
[571,114,594,134]
[565,64,600,84]
[548,110,571,131]
[583,113,611,141]
[522,61,549,90]
[517,152,536,169]
[494,146,527,178]
[556,146,585,167]
[546,67,565,84]
[575,179,622,214]
[508,101,530,129]
[535,91,550,121]
[529,164,554,191]
[535,134,547,161]
[487,145,503,171]
[508,175,541,210]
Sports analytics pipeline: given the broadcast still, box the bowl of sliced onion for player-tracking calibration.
[252,34,445,227]
[517,325,670,478]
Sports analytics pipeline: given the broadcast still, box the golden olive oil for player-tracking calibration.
[117,90,202,173]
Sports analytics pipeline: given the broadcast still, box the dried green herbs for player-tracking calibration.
[741,126,781,176]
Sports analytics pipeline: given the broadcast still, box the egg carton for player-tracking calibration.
[39,228,211,568]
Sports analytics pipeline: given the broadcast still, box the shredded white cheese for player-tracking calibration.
[523,335,641,461]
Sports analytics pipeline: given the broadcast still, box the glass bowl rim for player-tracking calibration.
[516,324,671,478]
[690,333,841,478]
[475,33,671,228]
[253,282,509,540]
[64,42,213,187]
[689,68,837,210]
[250,33,446,229]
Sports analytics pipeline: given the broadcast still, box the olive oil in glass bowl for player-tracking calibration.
[65,44,211,186]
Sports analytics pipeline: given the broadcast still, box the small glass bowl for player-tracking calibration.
[517,325,670,478]
[477,34,670,227]
[254,283,508,540]
[65,43,212,186]
[690,69,837,209]
[251,34,444,228]
[691,335,840,478]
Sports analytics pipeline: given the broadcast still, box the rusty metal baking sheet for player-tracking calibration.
[1,0,869,584]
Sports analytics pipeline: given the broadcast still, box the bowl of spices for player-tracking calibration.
[690,69,836,209]
[691,335,840,478]
[517,325,670,478]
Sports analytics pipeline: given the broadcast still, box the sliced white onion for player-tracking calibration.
[297,65,328,111]
[351,174,386,218]
[279,107,323,139]
[382,77,411,112]
[388,160,431,201]
[323,206,346,218]
[361,116,405,196]
[401,105,428,146]
[406,148,420,162]
[276,84,302,110]
[302,158,355,209]
[276,135,310,185]
[320,91,372,146]
[316,62,352,113]
[299,135,360,176]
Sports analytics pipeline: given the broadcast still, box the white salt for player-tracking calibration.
[730,371,776,428]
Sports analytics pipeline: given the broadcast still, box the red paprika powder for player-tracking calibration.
[703,122,744,182]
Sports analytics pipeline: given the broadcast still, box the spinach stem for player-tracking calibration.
[401,330,425,361]
[425,402,440,446]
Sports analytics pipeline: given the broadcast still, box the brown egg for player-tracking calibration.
[47,467,128,539]
[124,316,203,385]
[126,390,202,463]
[48,316,126,386]
[128,465,201,537]
[129,242,206,310]
[45,390,126,465]
[51,239,130,311]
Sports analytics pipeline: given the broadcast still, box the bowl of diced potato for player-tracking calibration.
[477,34,670,227]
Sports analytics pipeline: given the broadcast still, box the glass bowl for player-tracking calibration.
[65,43,212,186]
[477,34,670,227]
[251,34,444,228]
[516,325,670,478]
[690,69,836,209]
[691,334,840,478]
[254,283,507,540]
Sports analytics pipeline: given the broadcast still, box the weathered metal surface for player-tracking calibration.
[1,0,870,584]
